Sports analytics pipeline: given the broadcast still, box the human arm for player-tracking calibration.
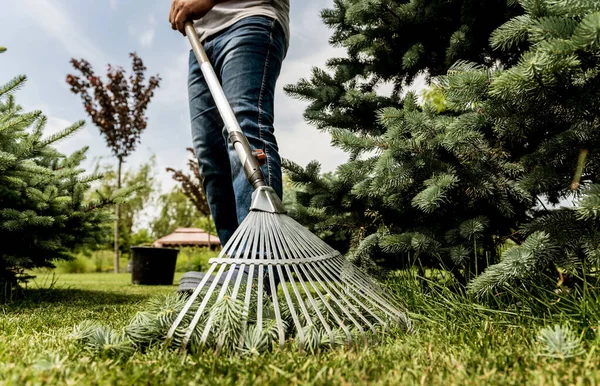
[169,0,235,35]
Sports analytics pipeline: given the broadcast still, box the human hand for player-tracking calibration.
[169,0,216,35]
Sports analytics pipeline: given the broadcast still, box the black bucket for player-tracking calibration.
[130,246,179,285]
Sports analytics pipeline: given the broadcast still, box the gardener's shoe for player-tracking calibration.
[177,271,205,293]
[177,267,250,293]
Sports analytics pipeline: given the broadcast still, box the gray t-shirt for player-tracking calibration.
[193,0,290,50]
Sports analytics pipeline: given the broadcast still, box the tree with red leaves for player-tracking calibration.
[66,53,161,273]
[167,148,214,246]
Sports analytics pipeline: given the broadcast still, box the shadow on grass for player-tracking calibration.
[3,287,156,311]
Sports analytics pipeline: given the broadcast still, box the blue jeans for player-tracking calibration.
[188,16,286,247]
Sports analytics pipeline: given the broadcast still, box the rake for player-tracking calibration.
[165,22,412,354]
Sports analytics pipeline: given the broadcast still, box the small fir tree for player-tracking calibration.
[0,51,128,300]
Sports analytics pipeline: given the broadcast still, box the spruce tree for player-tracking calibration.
[285,0,600,293]
[283,0,523,256]
[465,0,600,294]
[0,55,127,299]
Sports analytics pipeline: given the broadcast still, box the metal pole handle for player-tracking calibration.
[184,21,266,190]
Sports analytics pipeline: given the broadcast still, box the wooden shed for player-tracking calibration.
[152,228,220,249]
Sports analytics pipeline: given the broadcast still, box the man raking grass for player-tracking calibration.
[165,0,411,354]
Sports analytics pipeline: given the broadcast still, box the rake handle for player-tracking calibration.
[184,21,267,190]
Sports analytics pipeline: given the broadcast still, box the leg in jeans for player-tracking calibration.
[214,17,285,226]
[188,42,239,247]
[188,16,285,248]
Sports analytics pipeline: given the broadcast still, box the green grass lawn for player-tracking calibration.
[1,272,600,385]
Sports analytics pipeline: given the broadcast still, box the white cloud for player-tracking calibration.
[140,29,156,48]
[17,0,108,66]
[288,0,336,47]
[153,51,190,107]
[130,15,157,48]
[109,0,117,10]
[44,115,72,136]
[277,124,348,174]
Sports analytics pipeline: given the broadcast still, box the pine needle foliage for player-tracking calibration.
[537,324,585,359]
[0,55,121,300]
[71,286,407,358]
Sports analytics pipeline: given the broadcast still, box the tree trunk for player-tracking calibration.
[114,158,122,273]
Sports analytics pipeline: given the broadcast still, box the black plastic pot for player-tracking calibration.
[130,246,179,285]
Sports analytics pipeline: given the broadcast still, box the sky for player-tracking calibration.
[1,0,350,204]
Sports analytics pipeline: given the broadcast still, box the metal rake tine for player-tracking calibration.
[213,264,249,355]
[282,218,378,335]
[230,213,260,300]
[227,212,264,352]
[321,239,411,327]
[310,258,376,335]
[318,258,387,328]
[268,215,312,316]
[236,213,262,350]
[180,264,226,350]
[338,258,393,297]
[265,214,292,349]
[276,218,349,345]
[267,267,286,350]
[282,217,396,323]
[269,214,336,345]
[256,213,265,332]
[300,261,359,346]
[180,214,254,350]
[278,217,363,311]
[332,255,409,319]
[166,218,248,343]
[278,217,366,346]
[321,256,393,324]
[234,264,257,351]
[260,212,286,349]
[285,216,334,253]
[166,263,216,342]
[322,252,405,325]
[277,217,336,325]
[266,214,310,352]
[211,215,254,301]
[298,263,349,346]
[274,218,349,345]
[329,256,408,322]
[198,213,257,347]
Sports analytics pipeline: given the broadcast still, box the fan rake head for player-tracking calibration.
[165,188,412,355]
